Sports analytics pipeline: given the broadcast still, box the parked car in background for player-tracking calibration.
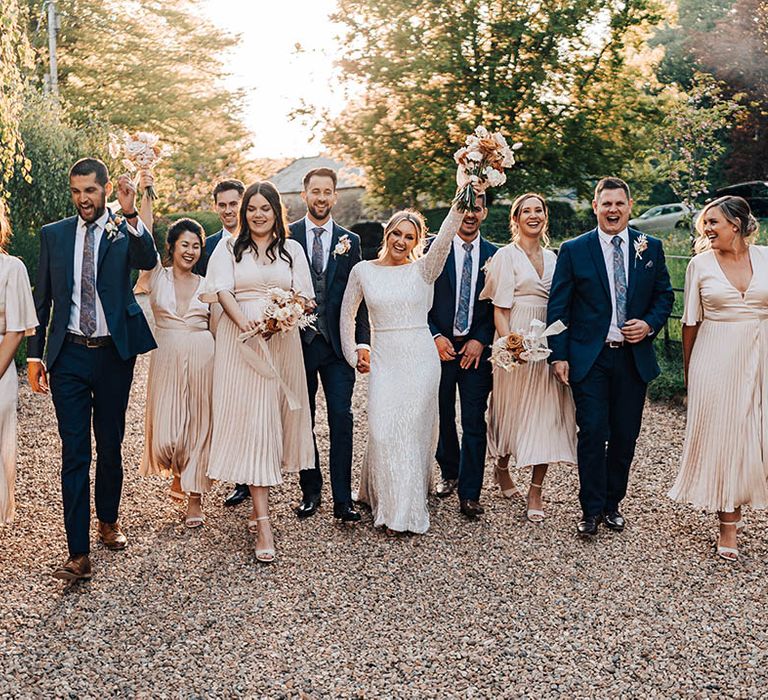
[629,203,692,233]
[711,181,768,218]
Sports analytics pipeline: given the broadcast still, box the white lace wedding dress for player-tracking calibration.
[340,208,463,533]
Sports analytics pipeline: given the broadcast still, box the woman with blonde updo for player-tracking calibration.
[479,193,576,522]
[0,201,38,523]
[340,192,476,535]
[669,195,768,561]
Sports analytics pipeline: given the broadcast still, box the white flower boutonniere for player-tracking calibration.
[105,215,125,242]
[333,234,351,258]
[633,233,648,267]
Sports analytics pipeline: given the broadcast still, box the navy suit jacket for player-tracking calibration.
[289,219,371,358]
[28,215,158,369]
[546,227,674,384]
[427,236,498,346]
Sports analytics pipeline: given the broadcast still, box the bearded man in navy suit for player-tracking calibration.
[27,158,158,581]
[546,177,673,538]
[428,193,497,519]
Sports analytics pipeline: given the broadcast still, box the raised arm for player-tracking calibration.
[339,264,365,368]
[418,207,465,285]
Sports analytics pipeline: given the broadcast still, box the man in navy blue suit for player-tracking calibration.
[28,158,158,581]
[289,167,370,523]
[546,177,673,537]
[428,193,497,519]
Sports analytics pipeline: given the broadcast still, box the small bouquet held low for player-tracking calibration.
[108,131,171,199]
[453,126,522,211]
[237,288,316,342]
[490,319,568,372]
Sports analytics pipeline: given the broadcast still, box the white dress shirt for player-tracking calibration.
[597,227,629,343]
[304,215,334,272]
[452,235,481,337]
[221,226,236,240]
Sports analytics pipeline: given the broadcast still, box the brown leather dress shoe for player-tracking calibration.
[98,521,128,550]
[459,499,485,519]
[51,554,92,581]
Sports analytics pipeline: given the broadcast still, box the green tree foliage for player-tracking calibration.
[318,0,666,207]
[22,0,252,211]
[0,0,33,199]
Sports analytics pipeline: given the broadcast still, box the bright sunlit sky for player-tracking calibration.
[201,0,350,159]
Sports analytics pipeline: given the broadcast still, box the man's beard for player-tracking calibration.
[77,199,107,223]
[308,202,331,220]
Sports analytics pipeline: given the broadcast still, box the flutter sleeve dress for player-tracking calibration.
[479,243,577,470]
[669,246,768,512]
[135,260,214,494]
[0,255,38,523]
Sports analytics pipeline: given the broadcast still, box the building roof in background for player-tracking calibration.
[269,155,366,194]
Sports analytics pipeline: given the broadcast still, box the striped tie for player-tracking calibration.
[455,242,473,333]
[611,236,627,328]
[79,222,98,337]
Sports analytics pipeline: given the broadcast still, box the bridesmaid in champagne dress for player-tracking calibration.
[479,194,576,522]
[0,202,38,523]
[202,181,315,562]
[135,218,214,528]
[340,203,467,534]
[669,196,768,561]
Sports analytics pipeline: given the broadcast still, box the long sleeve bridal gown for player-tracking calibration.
[340,208,463,533]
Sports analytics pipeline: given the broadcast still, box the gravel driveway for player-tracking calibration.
[1,348,766,698]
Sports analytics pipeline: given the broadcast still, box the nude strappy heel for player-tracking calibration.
[526,482,545,523]
[495,464,520,499]
[716,519,739,561]
[251,515,275,564]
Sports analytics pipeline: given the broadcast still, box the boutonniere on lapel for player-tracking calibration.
[333,234,351,258]
[633,233,648,267]
[105,214,125,242]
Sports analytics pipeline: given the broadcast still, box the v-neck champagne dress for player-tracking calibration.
[135,262,214,494]
[670,246,768,511]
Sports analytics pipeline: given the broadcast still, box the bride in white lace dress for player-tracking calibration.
[340,204,466,533]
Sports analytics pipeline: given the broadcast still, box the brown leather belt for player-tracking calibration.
[65,332,113,348]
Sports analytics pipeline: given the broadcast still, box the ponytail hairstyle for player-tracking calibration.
[693,195,759,254]
[165,217,205,266]
[232,181,292,267]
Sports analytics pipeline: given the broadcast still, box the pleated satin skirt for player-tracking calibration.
[0,350,19,523]
[206,302,314,487]
[670,318,768,512]
[140,326,215,494]
[487,302,577,469]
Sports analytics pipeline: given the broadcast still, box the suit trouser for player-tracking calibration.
[435,340,493,502]
[570,345,647,518]
[49,340,135,556]
[299,335,355,504]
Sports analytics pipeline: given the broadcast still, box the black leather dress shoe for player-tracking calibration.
[223,484,250,507]
[459,499,485,519]
[603,510,625,532]
[577,514,602,537]
[333,502,362,523]
[435,478,458,498]
[294,494,321,519]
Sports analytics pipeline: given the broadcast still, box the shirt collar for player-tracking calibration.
[78,209,110,232]
[454,234,480,251]
[597,227,629,247]
[221,227,236,239]
[305,215,334,237]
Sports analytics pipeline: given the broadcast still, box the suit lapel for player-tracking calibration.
[290,222,310,265]
[64,219,77,296]
[475,238,493,299]
[446,244,457,297]
[97,215,116,269]
[326,225,340,289]
[627,228,640,304]
[587,229,611,301]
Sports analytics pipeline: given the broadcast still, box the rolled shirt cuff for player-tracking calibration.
[355,344,371,351]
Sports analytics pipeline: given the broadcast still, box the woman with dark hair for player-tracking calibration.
[201,181,314,562]
[135,217,214,528]
[670,195,768,561]
[0,200,38,523]
[479,193,576,522]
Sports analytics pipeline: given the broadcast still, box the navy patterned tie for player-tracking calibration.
[455,242,473,333]
[79,222,98,337]
[311,227,325,275]
[611,236,627,328]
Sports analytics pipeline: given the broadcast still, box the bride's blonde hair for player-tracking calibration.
[693,195,759,254]
[378,209,428,261]
[509,193,550,248]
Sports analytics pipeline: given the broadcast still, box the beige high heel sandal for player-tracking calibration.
[495,464,520,499]
[184,494,205,529]
[716,519,739,561]
[251,515,275,564]
[526,482,545,523]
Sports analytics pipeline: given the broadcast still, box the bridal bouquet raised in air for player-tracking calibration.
[453,126,522,211]
[109,131,171,199]
[238,288,316,341]
[490,319,567,372]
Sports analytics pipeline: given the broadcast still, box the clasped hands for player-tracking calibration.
[435,336,484,369]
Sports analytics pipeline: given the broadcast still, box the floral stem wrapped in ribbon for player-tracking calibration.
[237,287,316,342]
[108,131,171,200]
[490,319,567,371]
[453,126,522,212]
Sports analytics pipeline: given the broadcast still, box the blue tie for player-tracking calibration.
[611,236,627,328]
[455,242,473,333]
[311,227,325,275]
